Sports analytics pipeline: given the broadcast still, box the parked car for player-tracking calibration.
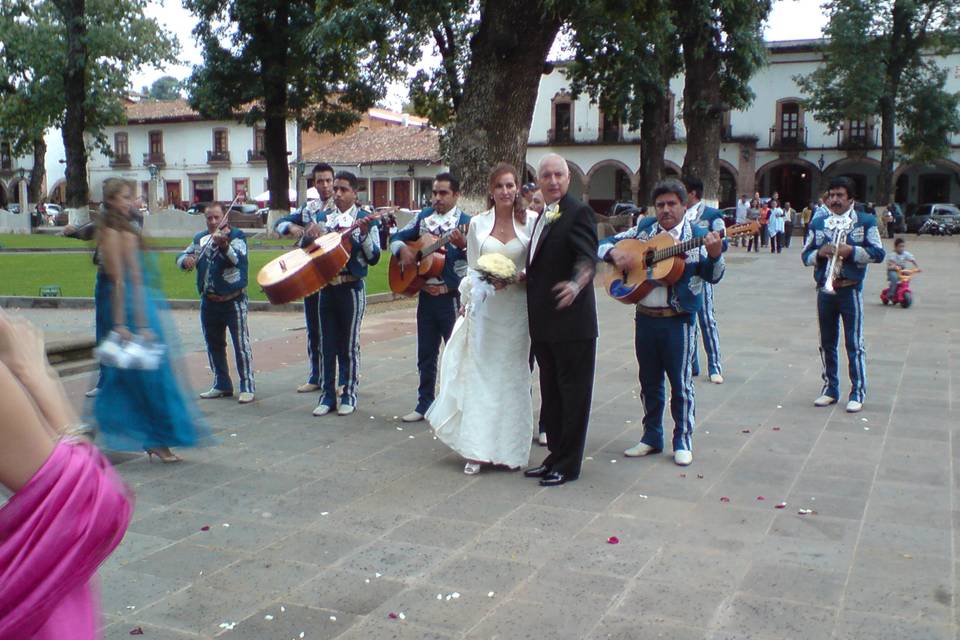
[720,207,737,227]
[4,203,21,214]
[226,203,264,229]
[883,203,906,235]
[185,202,211,215]
[45,203,66,226]
[905,203,960,233]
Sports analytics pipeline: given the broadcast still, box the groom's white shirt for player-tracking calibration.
[529,201,557,261]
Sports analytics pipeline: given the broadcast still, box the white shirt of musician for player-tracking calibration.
[684,201,704,223]
[638,223,684,308]
[330,205,359,231]
[424,208,460,235]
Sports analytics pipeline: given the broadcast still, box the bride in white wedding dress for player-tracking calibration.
[426,163,538,474]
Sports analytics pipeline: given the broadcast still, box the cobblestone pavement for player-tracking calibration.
[36,237,960,638]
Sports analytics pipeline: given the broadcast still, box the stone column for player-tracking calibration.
[18,179,28,213]
[736,141,758,197]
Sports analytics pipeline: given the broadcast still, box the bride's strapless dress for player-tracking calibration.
[426,235,533,469]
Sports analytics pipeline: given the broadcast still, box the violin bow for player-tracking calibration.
[196,193,243,258]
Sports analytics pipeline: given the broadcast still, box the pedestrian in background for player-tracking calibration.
[746,198,761,252]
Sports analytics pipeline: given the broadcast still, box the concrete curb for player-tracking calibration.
[1,291,401,312]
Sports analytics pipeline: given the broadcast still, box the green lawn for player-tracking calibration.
[0,251,391,301]
[0,233,293,250]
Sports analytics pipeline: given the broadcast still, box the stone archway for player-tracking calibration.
[756,158,819,209]
[565,160,587,202]
[718,160,739,208]
[822,157,882,203]
[586,159,637,213]
[892,158,960,206]
[47,179,66,205]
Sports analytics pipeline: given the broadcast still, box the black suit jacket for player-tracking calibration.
[526,193,599,342]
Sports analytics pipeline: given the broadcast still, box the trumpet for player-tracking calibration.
[822,215,853,294]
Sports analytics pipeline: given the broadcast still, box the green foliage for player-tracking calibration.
[148,76,183,100]
[566,0,680,129]
[795,0,960,154]
[897,65,960,163]
[0,1,178,155]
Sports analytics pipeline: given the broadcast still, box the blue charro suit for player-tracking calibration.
[801,208,884,403]
[177,228,255,394]
[685,201,726,378]
[273,199,336,387]
[599,217,725,453]
[389,206,471,415]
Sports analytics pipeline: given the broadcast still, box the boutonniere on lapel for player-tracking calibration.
[544,204,562,225]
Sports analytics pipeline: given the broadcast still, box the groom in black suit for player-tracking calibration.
[524,153,599,486]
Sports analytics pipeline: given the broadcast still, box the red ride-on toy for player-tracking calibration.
[881,267,920,308]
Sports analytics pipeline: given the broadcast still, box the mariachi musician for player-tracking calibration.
[599,179,724,467]
[389,172,471,424]
[310,170,381,417]
[274,162,337,394]
[177,202,256,404]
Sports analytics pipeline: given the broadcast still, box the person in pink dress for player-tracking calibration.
[0,310,133,640]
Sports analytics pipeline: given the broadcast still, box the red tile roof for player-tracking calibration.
[124,99,203,123]
[304,126,441,165]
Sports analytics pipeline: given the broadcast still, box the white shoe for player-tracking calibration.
[674,450,693,466]
[237,392,255,404]
[813,394,837,407]
[199,388,232,399]
[84,387,100,398]
[464,462,481,475]
[538,432,548,446]
[296,383,320,393]
[402,411,424,423]
[312,404,333,416]
[709,373,724,384]
[624,442,661,457]
[337,403,355,416]
[846,400,863,413]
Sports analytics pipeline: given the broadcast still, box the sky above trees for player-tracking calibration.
[135,0,828,108]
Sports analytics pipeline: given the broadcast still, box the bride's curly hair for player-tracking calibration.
[486,163,526,225]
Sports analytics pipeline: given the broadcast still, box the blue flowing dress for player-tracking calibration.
[91,250,210,451]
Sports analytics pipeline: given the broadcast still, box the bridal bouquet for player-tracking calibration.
[475,253,518,288]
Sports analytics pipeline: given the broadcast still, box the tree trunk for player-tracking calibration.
[638,94,668,205]
[446,0,561,198]
[877,1,911,206]
[262,4,290,222]
[54,0,89,208]
[29,134,46,203]
[679,30,722,201]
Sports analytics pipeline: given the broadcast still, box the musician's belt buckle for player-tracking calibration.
[329,274,360,286]
[423,284,450,296]
[832,278,857,289]
[206,289,244,303]
[636,305,683,318]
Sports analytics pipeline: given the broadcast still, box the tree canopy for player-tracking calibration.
[147,75,184,100]
[795,0,960,203]
[0,0,177,207]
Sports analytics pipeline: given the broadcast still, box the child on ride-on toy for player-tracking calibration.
[885,237,920,301]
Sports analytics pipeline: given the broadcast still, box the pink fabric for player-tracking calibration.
[0,441,132,640]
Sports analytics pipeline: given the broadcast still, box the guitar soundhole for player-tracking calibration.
[643,249,655,269]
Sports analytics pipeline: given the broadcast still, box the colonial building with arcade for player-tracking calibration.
[525,39,960,211]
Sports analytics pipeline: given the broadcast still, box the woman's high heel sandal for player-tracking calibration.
[145,447,182,463]
[463,461,481,475]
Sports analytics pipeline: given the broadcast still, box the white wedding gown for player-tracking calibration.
[426,235,533,469]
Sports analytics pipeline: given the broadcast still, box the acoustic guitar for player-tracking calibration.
[257,209,394,305]
[388,225,467,296]
[605,221,759,305]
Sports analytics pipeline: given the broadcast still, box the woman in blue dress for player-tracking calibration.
[92,178,210,462]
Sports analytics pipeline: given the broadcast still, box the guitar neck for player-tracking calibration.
[653,227,726,263]
[420,227,461,257]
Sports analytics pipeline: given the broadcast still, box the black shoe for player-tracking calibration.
[539,470,576,487]
[523,464,551,478]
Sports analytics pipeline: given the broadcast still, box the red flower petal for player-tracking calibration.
[720,496,730,503]
[741,429,751,434]
[756,496,765,501]
[200,525,210,532]
[388,612,399,619]
[130,629,144,636]
[772,427,781,431]
[775,502,787,509]
[607,536,620,544]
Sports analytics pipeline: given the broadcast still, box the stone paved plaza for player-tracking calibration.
[43,236,960,638]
